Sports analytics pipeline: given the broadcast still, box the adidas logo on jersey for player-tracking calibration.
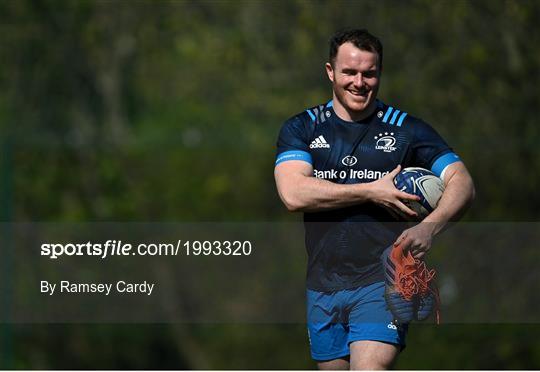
[310,135,330,149]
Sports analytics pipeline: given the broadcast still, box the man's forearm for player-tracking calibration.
[422,169,475,235]
[277,173,371,212]
[275,163,419,215]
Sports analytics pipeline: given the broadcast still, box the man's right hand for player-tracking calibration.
[365,165,420,218]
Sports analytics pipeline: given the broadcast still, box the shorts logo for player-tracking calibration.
[341,155,357,166]
[387,322,398,330]
[374,132,397,153]
[310,135,330,149]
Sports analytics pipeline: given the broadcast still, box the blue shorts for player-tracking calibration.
[306,281,407,361]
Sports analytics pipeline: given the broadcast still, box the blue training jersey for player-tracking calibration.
[275,99,461,291]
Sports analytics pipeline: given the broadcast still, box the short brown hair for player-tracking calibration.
[329,29,383,69]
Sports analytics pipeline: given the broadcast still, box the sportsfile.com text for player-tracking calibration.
[40,240,253,259]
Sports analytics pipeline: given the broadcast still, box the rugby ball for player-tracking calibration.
[393,167,445,220]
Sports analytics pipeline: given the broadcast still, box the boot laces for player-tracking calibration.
[392,244,441,323]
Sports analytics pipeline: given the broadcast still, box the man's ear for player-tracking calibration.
[325,62,334,83]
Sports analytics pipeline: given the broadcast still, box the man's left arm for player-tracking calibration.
[395,161,475,258]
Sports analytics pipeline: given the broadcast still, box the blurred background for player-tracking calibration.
[1,0,539,369]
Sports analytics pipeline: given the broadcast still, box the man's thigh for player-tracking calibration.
[317,356,350,370]
[315,340,399,370]
[350,340,400,370]
[317,341,401,371]
[307,282,406,364]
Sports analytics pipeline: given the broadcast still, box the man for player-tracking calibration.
[274,29,475,370]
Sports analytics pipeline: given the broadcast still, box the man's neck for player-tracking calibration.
[333,98,377,122]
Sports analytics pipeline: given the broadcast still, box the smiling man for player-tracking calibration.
[274,29,474,369]
[326,40,380,121]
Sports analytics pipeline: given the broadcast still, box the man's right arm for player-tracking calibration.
[274,160,419,216]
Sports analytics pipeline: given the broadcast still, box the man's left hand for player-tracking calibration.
[393,223,437,259]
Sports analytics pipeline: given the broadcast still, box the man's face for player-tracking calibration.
[326,42,381,119]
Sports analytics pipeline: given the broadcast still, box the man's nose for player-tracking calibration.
[353,74,364,87]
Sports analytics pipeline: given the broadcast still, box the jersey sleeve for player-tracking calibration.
[275,115,313,166]
[410,119,461,179]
